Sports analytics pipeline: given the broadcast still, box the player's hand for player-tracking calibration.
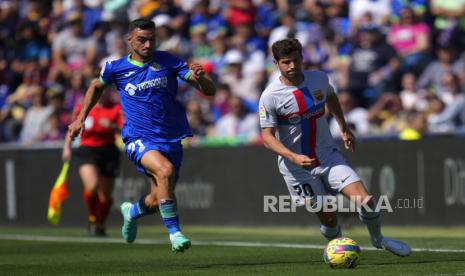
[341,128,356,152]
[67,119,84,141]
[189,63,205,78]
[290,153,317,169]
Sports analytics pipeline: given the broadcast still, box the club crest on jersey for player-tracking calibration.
[149,62,163,71]
[312,90,324,101]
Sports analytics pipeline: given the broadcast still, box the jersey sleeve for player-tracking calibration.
[162,52,190,81]
[258,92,278,128]
[99,61,114,85]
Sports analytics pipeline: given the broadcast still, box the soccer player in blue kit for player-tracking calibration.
[67,18,216,253]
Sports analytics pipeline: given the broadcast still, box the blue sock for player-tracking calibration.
[159,200,181,235]
[128,196,155,220]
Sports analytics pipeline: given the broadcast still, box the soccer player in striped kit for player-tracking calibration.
[259,38,411,257]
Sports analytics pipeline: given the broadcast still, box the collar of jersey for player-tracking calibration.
[127,54,153,67]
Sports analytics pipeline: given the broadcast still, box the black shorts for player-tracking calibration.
[74,145,120,177]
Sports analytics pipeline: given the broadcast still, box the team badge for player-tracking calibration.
[150,62,163,71]
[312,90,324,101]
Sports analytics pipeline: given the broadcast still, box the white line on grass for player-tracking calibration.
[0,234,464,253]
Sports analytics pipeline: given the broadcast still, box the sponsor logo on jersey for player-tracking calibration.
[137,77,168,90]
[124,77,168,95]
[312,90,324,101]
[286,106,325,124]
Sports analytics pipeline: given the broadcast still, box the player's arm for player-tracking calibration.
[261,127,316,168]
[62,130,73,162]
[62,107,81,161]
[67,78,106,140]
[326,86,355,152]
[185,63,216,96]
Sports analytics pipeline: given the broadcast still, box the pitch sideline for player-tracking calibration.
[1,234,465,253]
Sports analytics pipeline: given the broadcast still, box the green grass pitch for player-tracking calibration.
[1,226,465,275]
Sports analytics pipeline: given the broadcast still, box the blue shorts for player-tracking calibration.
[124,138,183,181]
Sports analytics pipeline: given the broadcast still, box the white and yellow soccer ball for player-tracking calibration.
[323,237,361,269]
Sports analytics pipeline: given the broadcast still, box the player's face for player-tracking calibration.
[128,28,156,59]
[274,51,303,80]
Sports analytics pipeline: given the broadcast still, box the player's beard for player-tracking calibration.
[136,49,153,60]
[283,70,303,84]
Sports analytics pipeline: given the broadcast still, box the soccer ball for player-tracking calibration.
[323,237,361,269]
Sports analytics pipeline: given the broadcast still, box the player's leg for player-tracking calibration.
[141,150,190,253]
[79,163,99,235]
[316,211,341,241]
[340,181,382,245]
[281,170,341,241]
[335,171,411,256]
[94,176,114,236]
[94,146,119,236]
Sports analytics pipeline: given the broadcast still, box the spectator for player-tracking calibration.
[48,13,97,82]
[430,0,465,48]
[219,49,260,107]
[189,0,228,40]
[426,96,452,133]
[20,90,53,144]
[399,111,428,140]
[211,83,232,122]
[42,111,65,142]
[153,14,187,57]
[63,72,85,111]
[350,0,391,27]
[268,10,309,50]
[186,100,211,136]
[428,73,465,131]
[214,96,259,138]
[329,91,370,137]
[348,26,401,107]
[388,7,431,74]
[390,0,427,22]
[417,44,465,94]
[399,72,428,111]
[224,0,255,29]
[368,93,406,134]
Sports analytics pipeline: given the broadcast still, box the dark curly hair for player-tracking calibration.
[271,38,302,61]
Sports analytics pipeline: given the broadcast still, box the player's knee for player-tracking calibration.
[156,163,175,179]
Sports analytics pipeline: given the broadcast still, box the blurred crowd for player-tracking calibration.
[1,0,465,146]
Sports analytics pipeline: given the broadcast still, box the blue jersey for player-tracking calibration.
[99,51,192,143]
